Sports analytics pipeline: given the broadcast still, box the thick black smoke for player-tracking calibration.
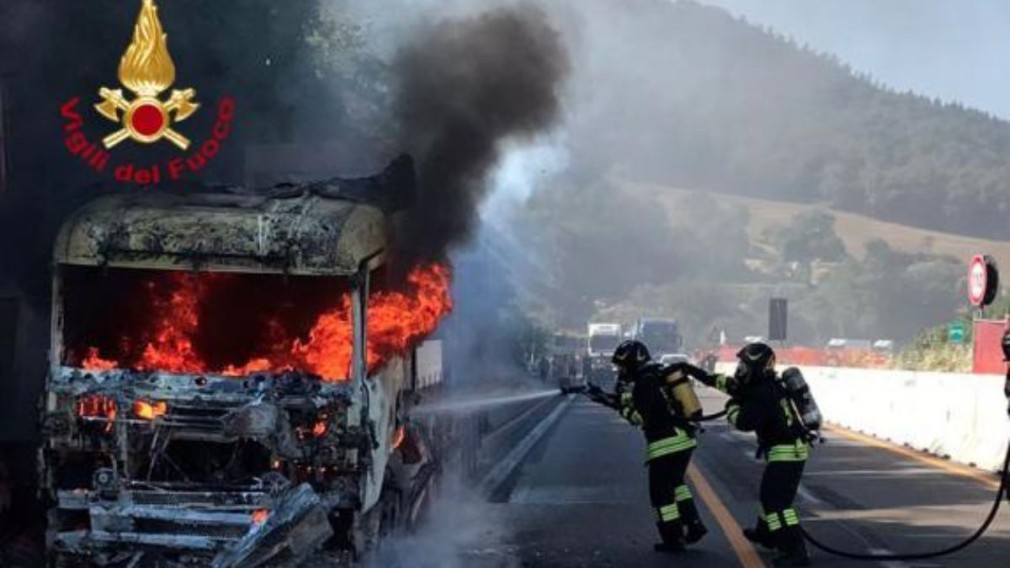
[390,5,569,267]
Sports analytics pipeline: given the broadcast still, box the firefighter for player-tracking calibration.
[677,343,811,567]
[1003,330,1010,504]
[587,339,708,552]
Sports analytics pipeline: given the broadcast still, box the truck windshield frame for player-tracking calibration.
[589,334,621,354]
[638,321,682,354]
[52,264,364,382]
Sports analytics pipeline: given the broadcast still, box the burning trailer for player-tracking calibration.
[38,158,453,567]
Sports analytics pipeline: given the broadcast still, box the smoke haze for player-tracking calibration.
[0,0,1003,431]
[389,4,569,267]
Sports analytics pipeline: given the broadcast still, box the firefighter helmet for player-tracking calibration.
[612,340,651,371]
[734,342,776,386]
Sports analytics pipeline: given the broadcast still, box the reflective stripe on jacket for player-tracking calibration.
[646,431,698,460]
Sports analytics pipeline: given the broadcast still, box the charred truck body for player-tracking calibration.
[39,159,450,566]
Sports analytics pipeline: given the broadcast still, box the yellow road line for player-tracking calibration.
[687,463,767,568]
[825,425,1001,489]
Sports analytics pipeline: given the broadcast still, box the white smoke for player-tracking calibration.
[369,473,520,568]
[483,136,570,227]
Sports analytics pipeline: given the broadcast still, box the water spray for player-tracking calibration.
[412,389,558,416]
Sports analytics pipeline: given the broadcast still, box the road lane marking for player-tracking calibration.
[804,468,941,477]
[687,464,766,568]
[868,547,911,568]
[824,425,1001,489]
[796,484,825,506]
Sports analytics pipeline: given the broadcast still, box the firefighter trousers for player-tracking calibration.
[754,459,806,552]
[648,447,701,544]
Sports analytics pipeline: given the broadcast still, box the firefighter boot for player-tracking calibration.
[654,520,686,553]
[772,528,811,567]
[743,517,776,550]
[653,541,686,553]
[684,521,709,545]
[675,486,709,544]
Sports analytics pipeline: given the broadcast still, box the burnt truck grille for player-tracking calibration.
[126,490,271,508]
[133,518,251,539]
[56,488,274,552]
[159,403,237,430]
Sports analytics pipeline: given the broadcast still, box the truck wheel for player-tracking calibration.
[45,551,71,568]
[352,505,383,565]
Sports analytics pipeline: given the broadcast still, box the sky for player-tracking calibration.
[699,0,1010,119]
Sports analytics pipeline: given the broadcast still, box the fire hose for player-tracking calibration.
[696,409,728,422]
[801,439,1010,561]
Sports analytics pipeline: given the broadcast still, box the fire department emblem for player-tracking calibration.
[94,0,199,150]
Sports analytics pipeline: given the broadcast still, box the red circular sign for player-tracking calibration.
[968,254,988,306]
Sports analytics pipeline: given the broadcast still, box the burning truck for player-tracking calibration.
[38,158,454,566]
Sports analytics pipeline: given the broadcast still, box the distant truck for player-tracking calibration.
[551,353,583,392]
[587,323,622,358]
[585,323,621,386]
[633,318,684,360]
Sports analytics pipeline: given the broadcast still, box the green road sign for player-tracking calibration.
[948,321,966,344]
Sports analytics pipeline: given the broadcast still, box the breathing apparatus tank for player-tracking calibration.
[779,367,823,438]
[665,366,703,418]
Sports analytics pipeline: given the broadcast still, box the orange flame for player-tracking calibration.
[80,264,452,382]
[76,394,118,433]
[82,348,118,371]
[137,274,205,372]
[392,425,406,450]
[133,400,168,421]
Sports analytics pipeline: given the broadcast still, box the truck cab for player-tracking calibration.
[39,162,446,566]
[633,318,683,361]
[585,323,621,386]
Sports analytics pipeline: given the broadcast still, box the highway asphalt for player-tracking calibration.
[424,388,1010,568]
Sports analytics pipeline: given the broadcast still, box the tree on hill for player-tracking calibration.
[774,210,847,266]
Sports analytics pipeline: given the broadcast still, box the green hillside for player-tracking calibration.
[564,0,1010,239]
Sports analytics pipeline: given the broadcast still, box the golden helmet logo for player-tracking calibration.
[60,0,235,186]
[95,0,199,150]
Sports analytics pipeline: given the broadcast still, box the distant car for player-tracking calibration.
[659,353,690,366]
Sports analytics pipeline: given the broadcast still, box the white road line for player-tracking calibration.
[796,484,825,506]
[805,468,941,477]
[868,548,911,568]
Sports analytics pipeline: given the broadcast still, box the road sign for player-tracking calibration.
[948,321,965,344]
[968,255,999,307]
[769,298,788,341]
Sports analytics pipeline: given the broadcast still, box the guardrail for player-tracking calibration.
[429,383,566,487]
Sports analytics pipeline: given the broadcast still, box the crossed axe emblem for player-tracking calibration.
[95,87,199,150]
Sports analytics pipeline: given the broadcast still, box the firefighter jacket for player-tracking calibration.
[686,365,809,463]
[620,363,703,461]
[1004,369,1010,416]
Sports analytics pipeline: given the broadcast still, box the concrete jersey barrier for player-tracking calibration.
[714,363,1010,472]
